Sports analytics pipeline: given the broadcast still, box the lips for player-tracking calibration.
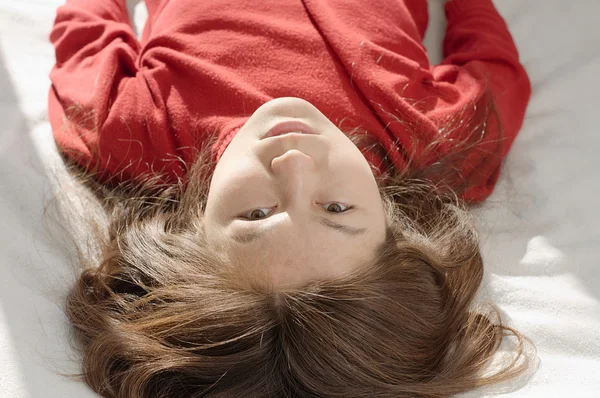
[262,121,318,139]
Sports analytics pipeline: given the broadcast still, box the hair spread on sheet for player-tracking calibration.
[48,97,535,398]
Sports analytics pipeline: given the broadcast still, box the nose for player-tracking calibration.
[271,149,317,206]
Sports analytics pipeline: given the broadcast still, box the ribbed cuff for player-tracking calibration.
[445,0,499,23]
[65,0,130,24]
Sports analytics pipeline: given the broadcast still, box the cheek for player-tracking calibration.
[208,150,260,199]
[328,152,378,191]
[206,160,277,217]
[328,155,385,217]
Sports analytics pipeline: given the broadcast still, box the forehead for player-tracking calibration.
[221,222,384,287]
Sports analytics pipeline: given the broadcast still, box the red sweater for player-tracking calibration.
[48,0,530,202]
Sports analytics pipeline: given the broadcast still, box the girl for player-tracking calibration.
[48,0,534,396]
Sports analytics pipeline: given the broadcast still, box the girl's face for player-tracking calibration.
[203,97,387,287]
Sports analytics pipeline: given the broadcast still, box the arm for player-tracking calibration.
[49,0,183,186]
[410,0,531,202]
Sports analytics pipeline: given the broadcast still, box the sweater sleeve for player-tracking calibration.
[48,0,185,186]
[406,0,531,202]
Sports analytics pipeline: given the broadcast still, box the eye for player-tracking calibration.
[321,203,355,214]
[239,207,275,220]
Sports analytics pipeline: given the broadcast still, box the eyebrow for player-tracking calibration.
[231,217,368,244]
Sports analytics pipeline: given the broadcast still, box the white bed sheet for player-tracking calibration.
[0,0,599,397]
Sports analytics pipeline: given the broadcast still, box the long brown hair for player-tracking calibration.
[49,94,535,397]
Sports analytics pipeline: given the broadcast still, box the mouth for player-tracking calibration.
[261,121,318,140]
